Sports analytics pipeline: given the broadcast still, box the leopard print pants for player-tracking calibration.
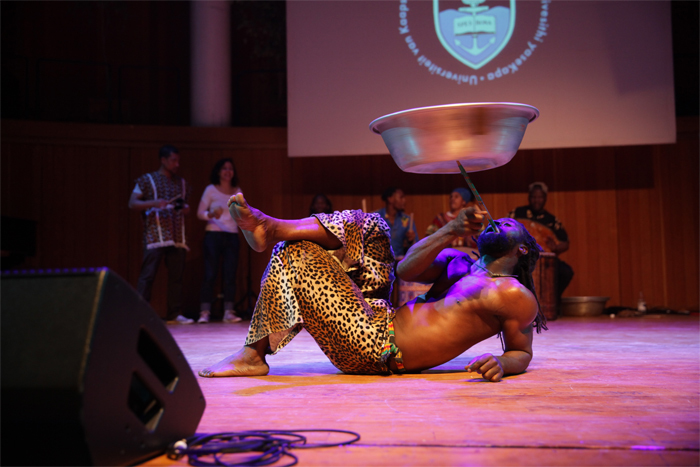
[245,210,396,374]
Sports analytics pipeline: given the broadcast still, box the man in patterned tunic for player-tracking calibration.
[129,145,193,324]
[199,193,547,382]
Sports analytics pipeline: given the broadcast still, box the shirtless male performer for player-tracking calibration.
[199,193,546,382]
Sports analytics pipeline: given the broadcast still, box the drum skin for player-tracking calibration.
[515,218,558,253]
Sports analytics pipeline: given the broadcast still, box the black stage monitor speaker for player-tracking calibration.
[1,268,206,466]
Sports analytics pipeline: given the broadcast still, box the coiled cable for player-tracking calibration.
[166,429,361,467]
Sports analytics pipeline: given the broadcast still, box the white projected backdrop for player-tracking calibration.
[287,0,676,157]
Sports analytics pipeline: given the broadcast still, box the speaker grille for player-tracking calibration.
[128,372,165,432]
[137,328,179,392]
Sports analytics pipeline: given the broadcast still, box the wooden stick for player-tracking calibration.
[456,161,499,233]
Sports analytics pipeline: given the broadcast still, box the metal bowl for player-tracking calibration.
[369,102,539,174]
[561,296,610,317]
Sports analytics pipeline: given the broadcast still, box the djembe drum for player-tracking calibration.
[390,254,433,308]
[394,279,433,308]
[515,219,560,320]
[532,252,559,320]
[515,218,559,253]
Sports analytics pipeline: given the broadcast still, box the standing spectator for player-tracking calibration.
[375,187,418,258]
[197,158,243,324]
[129,145,193,324]
[309,194,334,216]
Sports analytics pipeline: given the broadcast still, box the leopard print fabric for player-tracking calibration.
[244,210,397,374]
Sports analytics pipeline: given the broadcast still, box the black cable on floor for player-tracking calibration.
[166,429,361,467]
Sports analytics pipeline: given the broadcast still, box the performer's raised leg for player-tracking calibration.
[227,193,341,252]
[199,201,396,378]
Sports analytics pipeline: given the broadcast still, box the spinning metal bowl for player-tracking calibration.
[370,102,539,174]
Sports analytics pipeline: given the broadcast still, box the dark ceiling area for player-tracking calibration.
[1,1,697,126]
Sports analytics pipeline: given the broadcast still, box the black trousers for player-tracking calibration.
[199,231,240,307]
[136,246,186,320]
[558,260,574,298]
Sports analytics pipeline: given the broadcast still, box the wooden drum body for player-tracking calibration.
[532,252,559,320]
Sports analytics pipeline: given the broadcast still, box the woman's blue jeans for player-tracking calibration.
[200,231,240,309]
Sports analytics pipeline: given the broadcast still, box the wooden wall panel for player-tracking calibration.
[566,189,621,303]
[656,134,699,311]
[1,143,43,220]
[615,187,662,309]
[555,147,620,304]
[1,121,289,318]
[2,118,697,316]
[614,145,668,309]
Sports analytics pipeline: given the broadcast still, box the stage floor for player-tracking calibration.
[144,315,699,466]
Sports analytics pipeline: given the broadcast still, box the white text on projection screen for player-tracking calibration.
[287,0,676,157]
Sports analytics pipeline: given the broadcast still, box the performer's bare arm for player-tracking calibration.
[467,285,538,382]
[397,207,485,283]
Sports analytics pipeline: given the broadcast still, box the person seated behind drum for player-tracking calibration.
[508,182,574,298]
[426,187,482,249]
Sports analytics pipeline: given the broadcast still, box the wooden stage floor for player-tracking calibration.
[144,315,699,466]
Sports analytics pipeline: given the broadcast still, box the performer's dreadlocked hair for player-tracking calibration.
[477,223,549,351]
[513,226,548,334]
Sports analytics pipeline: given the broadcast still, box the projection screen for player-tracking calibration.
[287,0,676,157]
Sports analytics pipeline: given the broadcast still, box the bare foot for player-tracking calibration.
[198,346,270,377]
[227,193,274,252]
